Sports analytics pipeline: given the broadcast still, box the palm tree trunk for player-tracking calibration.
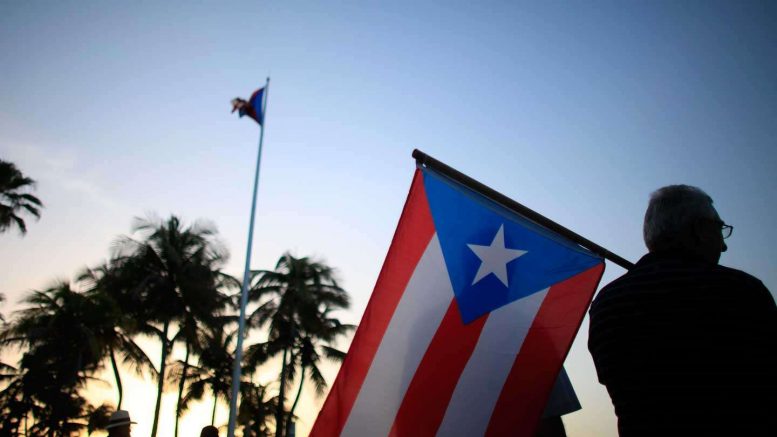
[211,391,218,425]
[274,346,289,437]
[151,321,170,437]
[109,347,124,409]
[284,365,305,434]
[174,342,190,437]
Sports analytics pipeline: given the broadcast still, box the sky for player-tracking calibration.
[1,1,776,436]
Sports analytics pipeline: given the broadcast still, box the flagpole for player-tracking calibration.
[228,77,270,437]
[412,149,635,270]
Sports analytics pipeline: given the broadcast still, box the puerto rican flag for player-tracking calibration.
[311,167,605,437]
[231,87,265,125]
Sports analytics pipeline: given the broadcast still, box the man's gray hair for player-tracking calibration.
[643,185,718,252]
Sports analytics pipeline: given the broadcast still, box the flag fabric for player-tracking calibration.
[310,167,605,437]
[231,87,265,125]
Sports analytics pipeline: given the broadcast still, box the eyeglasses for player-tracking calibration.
[702,218,733,239]
[721,223,733,239]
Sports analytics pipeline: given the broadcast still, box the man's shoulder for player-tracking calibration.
[592,254,771,311]
[713,264,775,308]
[589,268,644,313]
[605,253,764,288]
[592,253,670,297]
[713,264,765,287]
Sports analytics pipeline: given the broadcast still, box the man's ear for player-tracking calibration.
[680,222,703,249]
[691,220,710,244]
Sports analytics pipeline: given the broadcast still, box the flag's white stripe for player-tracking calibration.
[341,234,453,437]
[436,288,549,437]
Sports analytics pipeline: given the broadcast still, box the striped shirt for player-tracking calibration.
[588,251,777,436]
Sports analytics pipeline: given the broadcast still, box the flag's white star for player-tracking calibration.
[467,224,527,287]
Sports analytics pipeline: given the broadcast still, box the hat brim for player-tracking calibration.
[105,420,136,429]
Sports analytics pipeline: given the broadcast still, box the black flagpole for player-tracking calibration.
[412,149,634,270]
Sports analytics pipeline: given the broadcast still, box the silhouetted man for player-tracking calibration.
[106,410,135,437]
[588,185,777,435]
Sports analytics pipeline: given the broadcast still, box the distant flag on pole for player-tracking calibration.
[310,163,605,437]
[226,77,270,437]
[231,87,265,125]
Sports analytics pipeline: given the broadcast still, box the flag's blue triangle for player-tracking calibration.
[248,88,265,125]
[422,168,602,324]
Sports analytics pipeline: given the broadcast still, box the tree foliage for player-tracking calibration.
[0,282,102,436]
[244,253,353,437]
[0,159,42,235]
[105,215,230,437]
[0,217,354,436]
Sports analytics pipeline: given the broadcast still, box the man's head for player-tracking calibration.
[106,410,134,437]
[200,425,219,437]
[643,184,728,263]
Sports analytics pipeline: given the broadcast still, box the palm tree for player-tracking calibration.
[283,307,353,434]
[237,381,280,437]
[0,363,34,436]
[0,159,42,235]
[177,321,238,426]
[78,264,157,410]
[172,312,202,437]
[0,281,103,436]
[84,403,114,436]
[110,215,229,437]
[245,253,352,437]
[172,274,238,437]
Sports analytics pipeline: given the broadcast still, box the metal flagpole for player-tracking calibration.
[227,77,270,437]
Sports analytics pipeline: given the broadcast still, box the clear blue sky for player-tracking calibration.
[2,1,775,436]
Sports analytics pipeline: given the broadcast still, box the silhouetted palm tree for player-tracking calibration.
[0,281,102,436]
[176,321,237,426]
[172,275,238,437]
[84,403,114,436]
[110,215,229,437]
[78,264,157,409]
[283,306,352,434]
[245,253,351,437]
[0,159,42,235]
[172,312,202,437]
[237,381,280,437]
[0,363,33,435]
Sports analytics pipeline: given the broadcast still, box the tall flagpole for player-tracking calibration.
[227,76,270,437]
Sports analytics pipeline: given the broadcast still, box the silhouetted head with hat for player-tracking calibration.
[200,425,219,437]
[106,410,135,437]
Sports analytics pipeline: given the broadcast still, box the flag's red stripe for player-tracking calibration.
[485,263,605,437]
[388,300,488,437]
[310,169,436,437]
